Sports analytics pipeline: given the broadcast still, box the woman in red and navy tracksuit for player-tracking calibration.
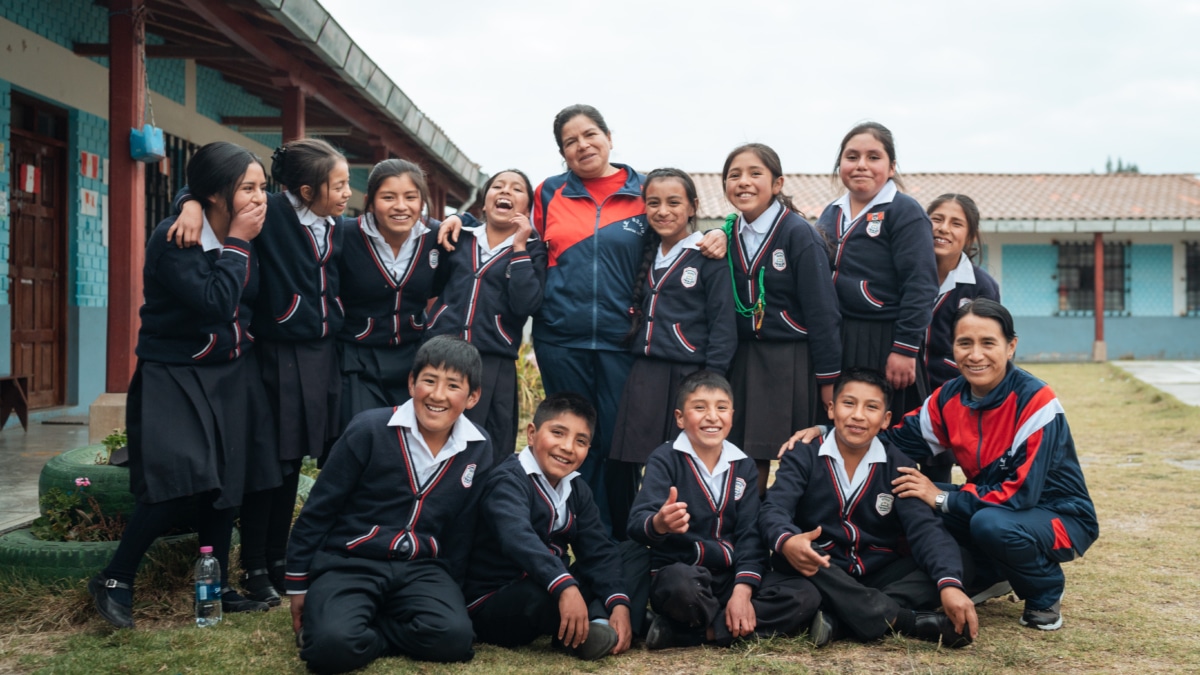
[609,168,737,527]
[886,299,1098,631]
[337,159,442,424]
[90,142,277,627]
[816,123,937,423]
[425,169,547,460]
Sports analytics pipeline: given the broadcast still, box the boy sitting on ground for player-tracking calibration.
[760,367,977,648]
[464,392,648,660]
[627,370,821,648]
[285,336,493,674]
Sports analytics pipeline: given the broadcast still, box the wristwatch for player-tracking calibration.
[934,491,949,512]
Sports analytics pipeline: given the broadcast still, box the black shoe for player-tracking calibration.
[644,614,706,650]
[88,574,134,629]
[222,589,270,613]
[1019,596,1063,631]
[242,569,282,606]
[574,621,618,661]
[808,609,837,648]
[907,612,972,648]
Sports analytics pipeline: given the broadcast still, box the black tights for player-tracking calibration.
[239,461,302,572]
[103,492,235,587]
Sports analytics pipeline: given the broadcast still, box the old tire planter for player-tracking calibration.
[3,475,313,584]
[0,529,198,585]
[38,445,134,520]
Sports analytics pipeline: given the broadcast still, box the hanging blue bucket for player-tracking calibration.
[130,124,166,162]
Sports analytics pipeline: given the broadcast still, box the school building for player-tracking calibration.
[0,0,485,424]
[693,172,1200,362]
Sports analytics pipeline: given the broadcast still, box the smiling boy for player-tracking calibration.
[284,336,493,674]
[627,371,820,648]
[464,392,648,660]
[759,367,976,648]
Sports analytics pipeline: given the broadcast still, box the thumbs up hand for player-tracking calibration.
[652,486,690,535]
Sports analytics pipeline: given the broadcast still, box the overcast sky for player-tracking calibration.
[321,0,1199,183]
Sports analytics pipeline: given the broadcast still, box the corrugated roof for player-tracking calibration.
[692,173,1200,221]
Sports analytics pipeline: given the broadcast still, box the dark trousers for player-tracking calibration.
[534,343,635,536]
[300,555,473,674]
[651,563,820,644]
[465,354,519,464]
[471,540,651,647]
[943,506,1094,610]
[807,557,942,641]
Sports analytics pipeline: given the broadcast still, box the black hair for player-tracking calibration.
[722,143,800,215]
[927,193,984,263]
[833,367,893,407]
[675,370,734,411]
[482,168,535,219]
[187,142,263,220]
[532,392,597,436]
[623,168,699,347]
[365,158,430,218]
[409,335,483,391]
[833,122,906,192]
[552,104,610,155]
[269,138,345,208]
[954,298,1017,342]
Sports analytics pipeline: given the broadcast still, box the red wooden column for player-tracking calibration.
[1092,232,1107,362]
[105,0,147,392]
[282,86,305,142]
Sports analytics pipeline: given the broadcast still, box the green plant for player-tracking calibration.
[99,428,127,465]
[516,342,544,446]
[30,479,126,543]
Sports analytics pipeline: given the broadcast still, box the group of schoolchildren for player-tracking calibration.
[84,112,1097,674]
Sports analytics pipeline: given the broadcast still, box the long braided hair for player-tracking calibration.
[622,168,700,348]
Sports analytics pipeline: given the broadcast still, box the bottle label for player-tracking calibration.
[196,581,219,601]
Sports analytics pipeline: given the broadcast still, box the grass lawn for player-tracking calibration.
[2,363,1198,674]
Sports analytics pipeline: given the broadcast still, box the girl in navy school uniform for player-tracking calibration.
[424,169,547,461]
[336,158,443,427]
[89,142,277,627]
[815,123,938,424]
[722,144,842,494]
[608,168,737,527]
[170,138,352,606]
[921,193,1000,483]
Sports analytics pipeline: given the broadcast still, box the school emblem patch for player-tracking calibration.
[772,249,787,271]
[429,249,440,268]
[959,297,972,308]
[733,477,746,501]
[680,267,698,288]
[461,463,477,488]
[875,493,894,516]
[866,212,884,238]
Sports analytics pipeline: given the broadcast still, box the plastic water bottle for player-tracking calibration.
[195,545,222,627]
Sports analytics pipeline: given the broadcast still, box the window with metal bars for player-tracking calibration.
[1187,242,1200,316]
[1054,241,1129,316]
[144,133,280,243]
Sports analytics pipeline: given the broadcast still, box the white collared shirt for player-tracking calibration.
[198,213,223,252]
[360,212,431,282]
[737,199,782,261]
[387,399,485,487]
[467,225,516,264]
[672,432,748,508]
[937,252,978,297]
[518,446,578,530]
[818,429,888,497]
[285,191,333,257]
[832,179,898,236]
[655,231,703,269]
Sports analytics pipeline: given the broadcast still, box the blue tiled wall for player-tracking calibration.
[1002,244,1058,316]
[350,167,369,194]
[70,110,109,308]
[1128,245,1173,316]
[196,65,280,124]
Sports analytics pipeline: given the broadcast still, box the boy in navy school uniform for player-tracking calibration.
[628,371,821,649]
[760,367,977,648]
[464,392,650,660]
[285,336,494,674]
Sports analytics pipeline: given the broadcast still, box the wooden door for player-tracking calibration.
[8,101,67,408]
